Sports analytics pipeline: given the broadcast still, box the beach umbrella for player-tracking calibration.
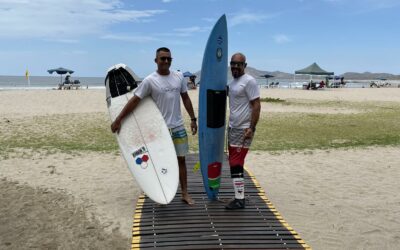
[260,74,274,78]
[47,67,74,85]
[183,71,193,77]
[260,74,274,86]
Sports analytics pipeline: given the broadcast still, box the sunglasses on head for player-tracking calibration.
[159,57,173,62]
[230,61,245,67]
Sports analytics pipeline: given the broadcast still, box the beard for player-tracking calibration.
[231,68,242,78]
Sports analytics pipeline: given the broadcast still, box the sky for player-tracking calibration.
[1,0,399,77]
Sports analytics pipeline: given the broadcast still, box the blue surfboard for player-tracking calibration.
[198,15,228,200]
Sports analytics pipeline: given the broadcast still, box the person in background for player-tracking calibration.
[111,47,197,205]
[340,77,345,87]
[187,75,197,89]
[65,75,71,84]
[225,52,261,209]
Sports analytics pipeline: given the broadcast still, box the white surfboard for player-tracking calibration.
[105,63,179,204]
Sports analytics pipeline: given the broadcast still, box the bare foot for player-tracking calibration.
[182,193,195,206]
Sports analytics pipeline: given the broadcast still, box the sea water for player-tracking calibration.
[0,75,105,90]
[255,79,372,88]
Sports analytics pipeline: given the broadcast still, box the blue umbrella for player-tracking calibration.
[48,67,74,85]
[183,71,193,77]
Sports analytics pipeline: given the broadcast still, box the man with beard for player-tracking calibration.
[225,52,261,209]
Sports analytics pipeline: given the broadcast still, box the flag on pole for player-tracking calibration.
[25,69,30,87]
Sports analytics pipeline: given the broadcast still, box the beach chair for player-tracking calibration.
[73,80,81,90]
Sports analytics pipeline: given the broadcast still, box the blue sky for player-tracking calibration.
[1,0,399,77]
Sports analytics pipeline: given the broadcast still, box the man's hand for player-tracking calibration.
[111,118,122,134]
[190,120,198,135]
[110,95,141,134]
[244,128,253,139]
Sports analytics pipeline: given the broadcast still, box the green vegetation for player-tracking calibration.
[1,100,400,157]
[252,110,400,151]
[187,100,400,151]
[0,113,118,157]
[260,97,286,103]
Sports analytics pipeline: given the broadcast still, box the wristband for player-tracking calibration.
[191,117,197,122]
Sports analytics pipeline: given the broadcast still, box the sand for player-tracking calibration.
[1,88,399,249]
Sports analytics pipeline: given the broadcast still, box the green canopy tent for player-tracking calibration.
[295,62,334,76]
[294,62,334,88]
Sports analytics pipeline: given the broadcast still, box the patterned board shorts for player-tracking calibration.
[169,125,189,157]
[228,127,254,149]
[228,127,253,167]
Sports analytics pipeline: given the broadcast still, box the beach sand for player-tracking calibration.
[1,88,399,249]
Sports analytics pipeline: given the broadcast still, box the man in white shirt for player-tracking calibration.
[111,47,197,205]
[225,52,261,209]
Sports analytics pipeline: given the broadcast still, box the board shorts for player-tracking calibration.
[169,125,189,157]
[228,127,253,167]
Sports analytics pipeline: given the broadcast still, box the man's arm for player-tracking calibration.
[111,95,141,133]
[180,92,197,135]
[244,97,261,139]
[249,97,261,130]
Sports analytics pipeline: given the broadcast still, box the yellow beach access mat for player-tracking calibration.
[132,154,311,249]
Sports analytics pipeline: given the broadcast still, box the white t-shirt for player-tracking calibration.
[134,71,188,128]
[228,74,260,129]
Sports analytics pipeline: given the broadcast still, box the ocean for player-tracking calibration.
[0,75,105,90]
[254,79,372,88]
[0,75,373,90]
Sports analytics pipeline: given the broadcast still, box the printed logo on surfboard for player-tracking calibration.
[216,35,223,61]
[216,47,223,61]
[217,35,223,45]
[208,162,222,190]
[132,146,150,169]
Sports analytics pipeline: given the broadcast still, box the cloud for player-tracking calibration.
[273,34,291,44]
[229,12,279,27]
[323,0,400,13]
[44,38,80,44]
[0,0,166,39]
[101,34,160,43]
[174,26,204,33]
[361,0,400,10]
[172,26,210,37]
[71,50,88,55]
[100,25,209,44]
